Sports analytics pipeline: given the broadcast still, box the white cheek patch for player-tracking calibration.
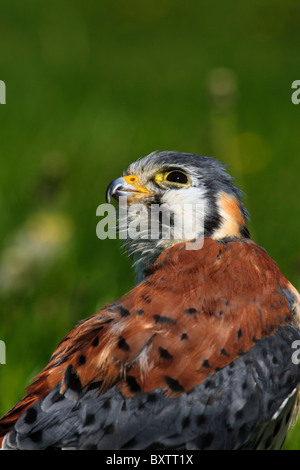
[160,187,206,242]
[121,186,208,281]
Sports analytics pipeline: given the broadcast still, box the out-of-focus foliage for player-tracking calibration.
[0,0,299,449]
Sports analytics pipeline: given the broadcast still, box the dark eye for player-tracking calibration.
[165,170,189,185]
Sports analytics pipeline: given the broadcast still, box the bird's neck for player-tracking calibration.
[122,191,250,283]
[123,237,181,284]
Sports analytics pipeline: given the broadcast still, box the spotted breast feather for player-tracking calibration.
[1,237,300,450]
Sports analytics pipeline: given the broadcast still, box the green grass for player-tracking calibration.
[0,0,300,449]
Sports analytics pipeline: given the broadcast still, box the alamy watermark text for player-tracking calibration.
[0,80,6,104]
[291,80,300,105]
[0,341,6,364]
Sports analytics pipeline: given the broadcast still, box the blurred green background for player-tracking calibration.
[0,0,299,449]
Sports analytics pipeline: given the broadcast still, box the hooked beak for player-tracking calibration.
[106,175,151,203]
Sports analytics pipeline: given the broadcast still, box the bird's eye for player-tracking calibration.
[165,170,189,185]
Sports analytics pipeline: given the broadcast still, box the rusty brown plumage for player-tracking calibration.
[1,237,298,445]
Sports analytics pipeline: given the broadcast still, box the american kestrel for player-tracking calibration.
[1,151,300,450]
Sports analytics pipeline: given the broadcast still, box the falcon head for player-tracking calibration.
[106,151,250,280]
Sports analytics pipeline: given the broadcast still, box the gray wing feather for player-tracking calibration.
[3,325,300,450]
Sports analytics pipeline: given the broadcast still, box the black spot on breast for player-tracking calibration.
[78,355,86,366]
[92,336,99,347]
[181,333,188,340]
[135,309,144,316]
[164,376,184,393]
[204,379,213,390]
[182,416,190,429]
[242,380,248,391]
[24,407,37,425]
[142,266,153,278]
[84,413,95,426]
[64,364,82,394]
[158,347,173,360]
[272,355,278,365]
[147,393,158,403]
[153,314,176,325]
[118,305,130,317]
[118,336,130,352]
[237,328,243,340]
[102,399,111,409]
[126,375,141,393]
[196,414,206,425]
[220,348,230,357]
[184,308,198,315]
[202,359,210,368]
